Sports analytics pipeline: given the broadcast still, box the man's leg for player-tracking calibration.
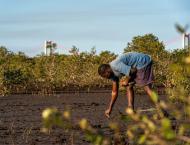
[126,85,134,110]
[143,84,154,97]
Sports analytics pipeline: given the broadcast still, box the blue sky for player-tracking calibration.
[0,0,189,56]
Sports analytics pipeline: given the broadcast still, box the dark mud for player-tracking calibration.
[0,91,166,145]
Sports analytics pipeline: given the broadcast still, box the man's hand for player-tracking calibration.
[105,109,111,118]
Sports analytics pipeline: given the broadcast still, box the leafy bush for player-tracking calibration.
[0,33,189,95]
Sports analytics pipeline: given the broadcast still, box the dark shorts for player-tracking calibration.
[130,62,154,87]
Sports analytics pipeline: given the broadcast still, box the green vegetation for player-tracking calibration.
[0,33,189,95]
[0,46,116,95]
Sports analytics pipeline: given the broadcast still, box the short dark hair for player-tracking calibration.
[98,64,110,76]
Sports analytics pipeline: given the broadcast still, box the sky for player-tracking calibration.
[0,0,189,56]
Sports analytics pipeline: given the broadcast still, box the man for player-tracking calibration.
[98,52,155,118]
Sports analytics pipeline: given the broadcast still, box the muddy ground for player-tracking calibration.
[0,90,168,145]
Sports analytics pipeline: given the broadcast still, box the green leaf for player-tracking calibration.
[178,125,185,135]
[161,118,171,130]
[142,116,155,132]
[94,135,103,145]
[163,129,176,140]
[161,118,176,140]
[85,133,95,142]
[138,135,147,144]
[150,92,158,103]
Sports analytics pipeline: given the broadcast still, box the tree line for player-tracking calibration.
[0,33,189,95]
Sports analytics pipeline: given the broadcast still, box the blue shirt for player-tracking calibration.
[109,52,151,80]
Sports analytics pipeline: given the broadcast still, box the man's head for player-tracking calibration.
[98,64,114,79]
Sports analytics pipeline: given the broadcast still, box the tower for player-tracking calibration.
[183,33,190,49]
[44,40,57,56]
[184,34,190,49]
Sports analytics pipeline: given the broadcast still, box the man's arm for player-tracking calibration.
[105,81,119,118]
